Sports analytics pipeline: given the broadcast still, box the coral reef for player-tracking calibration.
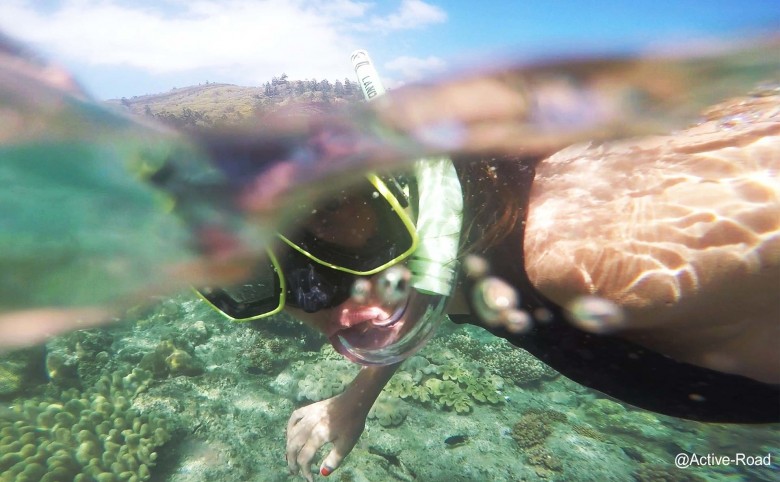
[511,408,567,448]
[368,395,408,428]
[525,445,563,477]
[572,423,608,443]
[246,336,292,375]
[292,351,359,402]
[4,299,776,482]
[445,333,558,386]
[0,347,46,397]
[0,368,168,482]
[139,339,204,378]
[582,398,662,439]
[382,345,505,414]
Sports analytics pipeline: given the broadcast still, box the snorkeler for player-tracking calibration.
[282,102,780,480]
[2,34,779,482]
[209,52,780,481]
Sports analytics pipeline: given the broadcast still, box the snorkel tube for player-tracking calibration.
[329,50,463,365]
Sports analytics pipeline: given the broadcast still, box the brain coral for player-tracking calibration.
[0,368,168,482]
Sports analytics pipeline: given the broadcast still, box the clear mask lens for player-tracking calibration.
[329,292,448,365]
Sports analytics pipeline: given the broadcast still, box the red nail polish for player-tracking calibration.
[321,466,332,477]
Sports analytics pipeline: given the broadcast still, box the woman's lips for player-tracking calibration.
[324,300,407,338]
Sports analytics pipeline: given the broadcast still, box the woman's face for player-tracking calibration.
[283,194,383,336]
[303,193,379,249]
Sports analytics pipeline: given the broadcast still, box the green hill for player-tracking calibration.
[107,76,364,128]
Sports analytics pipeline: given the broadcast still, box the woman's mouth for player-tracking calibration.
[325,300,408,338]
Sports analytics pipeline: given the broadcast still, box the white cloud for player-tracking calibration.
[366,0,446,32]
[384,55,445,82]
[0,0,447,87]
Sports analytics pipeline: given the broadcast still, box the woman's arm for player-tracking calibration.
[523,92,780,383]
[286,362,401,481]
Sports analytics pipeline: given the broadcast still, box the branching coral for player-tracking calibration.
[0,368,168,482]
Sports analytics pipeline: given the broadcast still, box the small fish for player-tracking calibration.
[444,435,469,447]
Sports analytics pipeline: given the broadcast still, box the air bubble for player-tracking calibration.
[373,265,411,305]
[502,309,532,334]
[350,278,372,304]
[472,276,519,326]
[565,296,625,334]
[533,307,553,323]
[463,254,489,278]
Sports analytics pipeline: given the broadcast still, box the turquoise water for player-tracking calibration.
[2,294,777,482]
[2,38,779,482]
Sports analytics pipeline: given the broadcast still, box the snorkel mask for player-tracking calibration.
[198,50,463,366]
[197,172,418,318]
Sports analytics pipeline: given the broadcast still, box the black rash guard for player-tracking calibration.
[452,158,779,424]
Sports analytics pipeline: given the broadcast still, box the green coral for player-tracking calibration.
[368,394,408,427]
[385,372,417,399]
[445,333,558,386]
[139,339,203,378]
[426,379,473,413]
[511,408,567,449]
[463,375,504,404]
[1,347,46,396]
[295,359,358,402]
[382,347,504,414]
[0,368,168,482]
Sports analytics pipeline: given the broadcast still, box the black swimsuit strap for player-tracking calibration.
[454,159,779,423]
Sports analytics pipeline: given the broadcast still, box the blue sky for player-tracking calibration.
[1,0,777,99]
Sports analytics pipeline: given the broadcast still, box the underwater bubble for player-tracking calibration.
[501,309,532,334]
[350,278,372,304]
[463,254,489,278]
[373,265,411,305]
[533,307,553,323]
[565,295,625,334]
[472,276,519,326]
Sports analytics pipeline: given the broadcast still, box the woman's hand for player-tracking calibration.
[286,391,368,481]
[286,363,400,480]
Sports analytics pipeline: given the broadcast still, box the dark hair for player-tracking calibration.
[455,155,541,257]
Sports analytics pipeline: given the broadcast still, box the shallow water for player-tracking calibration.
[2,296,777,482]
[1,37,779,482]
